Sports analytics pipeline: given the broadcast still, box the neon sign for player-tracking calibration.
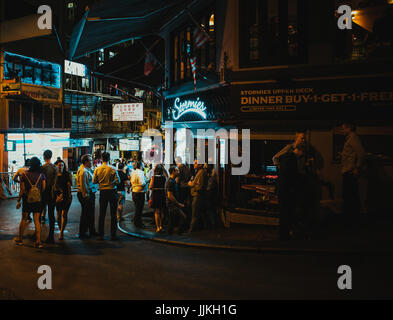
[172,97,207,120]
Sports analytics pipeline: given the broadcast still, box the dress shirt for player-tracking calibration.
[131,169,147,193]
[93,163,120,190]
[76,164,97,198]
[341,132,365,174]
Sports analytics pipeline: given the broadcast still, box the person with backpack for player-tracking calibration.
[41,150,59,244]
[13,157,46,248]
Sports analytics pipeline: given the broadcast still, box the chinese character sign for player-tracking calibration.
[113,103,144,121]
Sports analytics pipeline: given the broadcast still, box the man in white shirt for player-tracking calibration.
[131,161,147,228]
[340,123,365,226]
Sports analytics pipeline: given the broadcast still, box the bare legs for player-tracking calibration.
[155,208,164,232]
[14,212,41,246]
[57,209,68,240]
[33,212,41,244]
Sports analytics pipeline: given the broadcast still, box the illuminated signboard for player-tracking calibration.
[64,60,86,77]
[119,139,140,151]
[172,97,207,121]
[6,140,16,152]
[2,51,61,88]
[113,103,144,121]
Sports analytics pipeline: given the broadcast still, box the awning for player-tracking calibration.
[69,0,199,60]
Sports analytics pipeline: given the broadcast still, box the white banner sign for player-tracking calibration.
[113,103,144,121]
[64,60,86,77]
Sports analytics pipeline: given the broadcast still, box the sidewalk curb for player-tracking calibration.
[117,221,374,255]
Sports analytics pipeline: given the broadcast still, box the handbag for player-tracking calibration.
[56,192,64,204]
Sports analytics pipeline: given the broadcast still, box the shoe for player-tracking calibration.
[58,233,64,241]
[13,237,23,246]
[34,242,44,249]
[78,234,89,240]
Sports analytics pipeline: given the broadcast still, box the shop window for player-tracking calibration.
[231,139,289,210]
[8,101,20,128]
[54,107,63,128]
[239,0,307,67]
[44,105,53,128]
[21,102,32,128]
[33,103,43,128]
[171,9,216,86]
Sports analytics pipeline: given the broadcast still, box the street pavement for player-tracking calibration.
[0,194,393,300]
[120,203,393,254]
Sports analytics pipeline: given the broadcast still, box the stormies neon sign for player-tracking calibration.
[172,97,207,120]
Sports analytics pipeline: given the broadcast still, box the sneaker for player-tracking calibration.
[13,237,23,246]
[34,242,43,249]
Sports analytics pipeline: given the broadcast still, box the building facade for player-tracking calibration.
[160,0,393,215]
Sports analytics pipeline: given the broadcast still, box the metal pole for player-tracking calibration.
[22,126,26,163]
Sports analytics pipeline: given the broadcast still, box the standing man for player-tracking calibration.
[166,166,187,235]
[277,144,306,240]
[273,131,324,238]
[93,152,120,240]
[130,161,147,228]
[41,150,58,243]
[76,154,98,239]
[187,160,208,233]
[341,122,365,226]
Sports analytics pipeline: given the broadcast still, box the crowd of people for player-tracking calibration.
[9,122,365,247]
[11,149,219,248]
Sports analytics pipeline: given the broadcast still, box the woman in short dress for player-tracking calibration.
[149,164,167,232]
[14,157,46,248]
[54,159,73,240]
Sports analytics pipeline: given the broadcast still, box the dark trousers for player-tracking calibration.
[77,192,96,236]
[189,195,203,232]
[42,191,56,240]
[279,190,296,240]
[132,192,145,226]
[167,207,186,234]
[343,172,361,225]
[99,190,118,237]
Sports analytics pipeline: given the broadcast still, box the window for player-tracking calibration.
[334,1,393,62]
[54,106,63,128]
[64,107,72,129]
[171,9,216,85]
[21,102,32,128]
[239,0,307,67]
[33,103,43,128]
[44,105,53,128]
[98,49,105,67]
[8,101,20,128]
